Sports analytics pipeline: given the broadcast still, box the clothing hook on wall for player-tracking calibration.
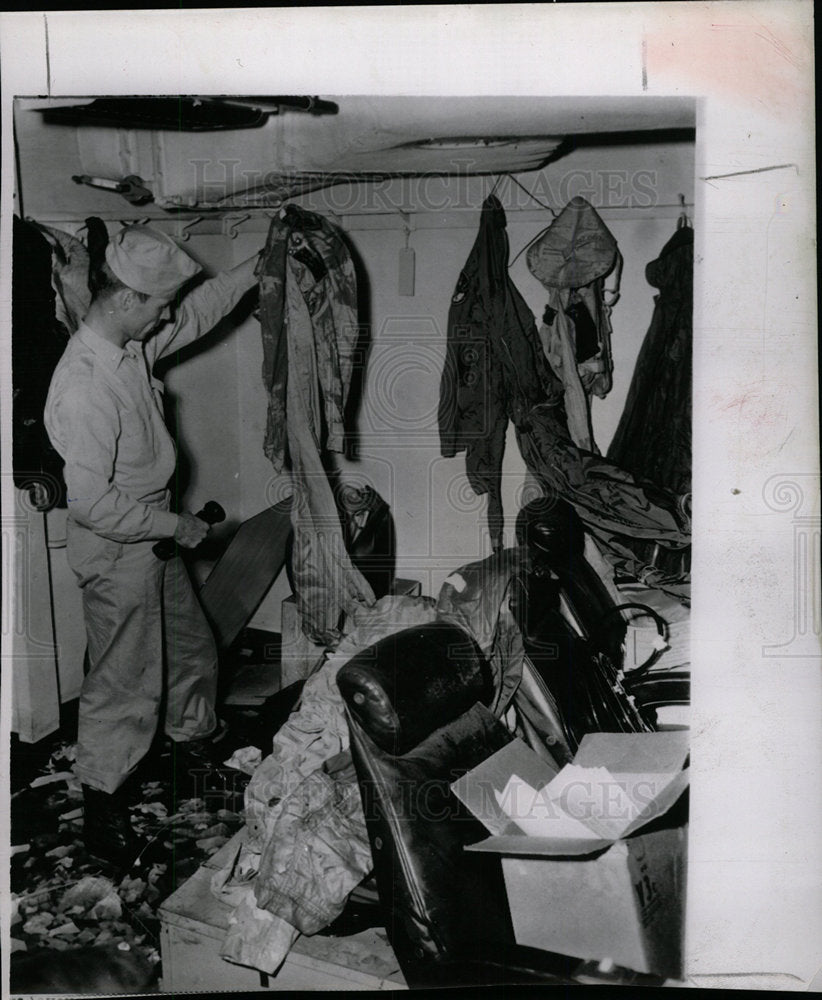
[225,214,251,239]
[179,216,204,242]
[677,193,691,230]
[397,209,413,249]
[396,209,415,297]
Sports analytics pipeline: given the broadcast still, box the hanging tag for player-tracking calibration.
[398,247,416,297]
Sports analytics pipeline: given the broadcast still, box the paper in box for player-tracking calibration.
[451,731,689,978]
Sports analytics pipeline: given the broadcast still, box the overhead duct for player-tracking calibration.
[17,95,696,216]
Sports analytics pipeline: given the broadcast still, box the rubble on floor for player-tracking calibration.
[9,740,247,993]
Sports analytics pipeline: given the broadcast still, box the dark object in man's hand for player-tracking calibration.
[153,501,225,560]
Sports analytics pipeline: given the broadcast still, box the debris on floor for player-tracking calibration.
[9,739,247,993]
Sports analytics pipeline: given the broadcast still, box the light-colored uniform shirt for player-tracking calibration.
[44,267,257,543]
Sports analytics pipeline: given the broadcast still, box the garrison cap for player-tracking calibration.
[105,225,202,297]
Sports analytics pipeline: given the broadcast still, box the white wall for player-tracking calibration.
[251,140,696,604]
[26,134,693,650]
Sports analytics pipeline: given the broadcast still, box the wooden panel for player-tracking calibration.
[159,832,407,991]
[161,916,407,993]
[161,922,270,992]
[199,499,292,650]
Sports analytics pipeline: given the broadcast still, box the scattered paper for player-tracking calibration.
[494,776,601,840]
[138,801,168,818]
[89,892,123,921]
[45,844,73,859]
[223,745,262,774]
[29,771,74,788]
[49,920,80,936]
[494,763,684,841]
[60,875,116,910]
[23,913,55,935]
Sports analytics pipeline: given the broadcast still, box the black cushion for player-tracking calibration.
[337,622,492,756]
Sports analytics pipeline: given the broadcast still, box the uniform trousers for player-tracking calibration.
[67,522,218,793]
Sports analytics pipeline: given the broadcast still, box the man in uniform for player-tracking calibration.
[44,225,260,867]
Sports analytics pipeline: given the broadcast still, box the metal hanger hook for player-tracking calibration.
[226,213,252,239]
[180,216,204,242]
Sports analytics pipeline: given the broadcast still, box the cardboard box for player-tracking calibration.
[451,732,689,978]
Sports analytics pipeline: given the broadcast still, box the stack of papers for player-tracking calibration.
[494,762,687,841]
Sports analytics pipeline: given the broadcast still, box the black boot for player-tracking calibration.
[169,719,244,802]
[170,718,233,778]
[82,783,144,871]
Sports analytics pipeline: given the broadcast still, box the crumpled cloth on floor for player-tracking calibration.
[253,753,371,934]
[214,594,437,974]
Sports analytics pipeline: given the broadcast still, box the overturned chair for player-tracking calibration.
[335,498,689,987]
[336,621,580,988]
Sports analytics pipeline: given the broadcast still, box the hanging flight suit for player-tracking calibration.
[439,195,690,564]
[438,194,564,551]
[607,224,694,580]
[526,196,621,453]
[257,207,375,646]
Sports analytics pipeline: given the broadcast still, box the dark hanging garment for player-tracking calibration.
[11,215,70,510]
[438,194,564,551]
[85,215,111,294]
[607,226,693,577]
[439,196,691,571]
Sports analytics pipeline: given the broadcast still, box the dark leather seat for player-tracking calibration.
[336,501,688,987]
[337,621,579,988]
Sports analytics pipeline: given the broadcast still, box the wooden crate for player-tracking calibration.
[159,831,406,991]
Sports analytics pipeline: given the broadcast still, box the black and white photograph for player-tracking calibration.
[1,5,818,996]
